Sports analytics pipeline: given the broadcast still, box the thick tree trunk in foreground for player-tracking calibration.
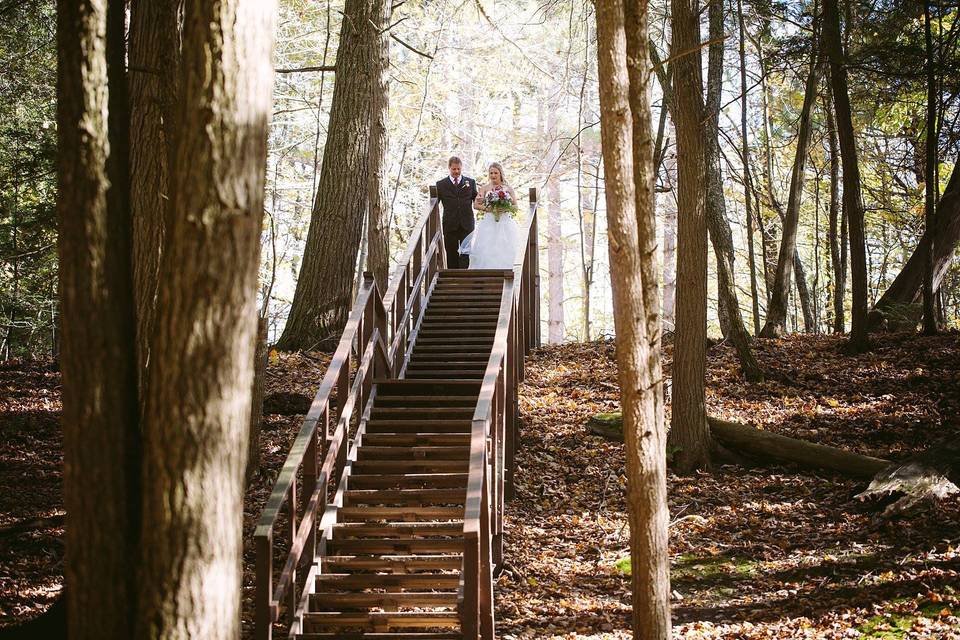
[129,0,182,379]
[703,0,762,382]
[57,1,141,636]
[277,0,385,350]
[137,1,275,637]
[669,0,711,472]
[869,164,960,328]
[366,0,391,291]
[708,417,889,479]
[824,0,869,351]
[597,0,672,635]
[761,18,820,337]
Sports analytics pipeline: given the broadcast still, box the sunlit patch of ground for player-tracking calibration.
[498,336,960,639]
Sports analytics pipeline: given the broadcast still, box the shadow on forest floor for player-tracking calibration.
[496,333,960,639]
[2,334,960,639]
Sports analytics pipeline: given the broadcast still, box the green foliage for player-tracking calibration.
[0,1,58,358]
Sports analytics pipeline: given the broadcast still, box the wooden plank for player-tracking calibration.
[321,554,463,572]
[309,592,459,610]
[324,538,465,555]
[346,473,468,488]
[344,488,467,505]
[336,505,465,520]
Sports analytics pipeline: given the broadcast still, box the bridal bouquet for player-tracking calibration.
[483,187,519,221]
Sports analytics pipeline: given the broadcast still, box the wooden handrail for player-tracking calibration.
[255,190,446,640]
[256,184,536,640]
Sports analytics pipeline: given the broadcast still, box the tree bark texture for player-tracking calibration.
[823,0,869,351]
[547,112,565,344]
[597,0,672,635]
[669,0,712,472]
[367,0,391,291]
[869,163,960,328]
[57,1,141,636]
[137,1,276,637]
[703,0,763,381]
[129,0,182,381]
[761,17,820,337]
[277,0,386,350]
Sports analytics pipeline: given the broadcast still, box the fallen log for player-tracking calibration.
[587,412,959,514]
[706,416,889,479]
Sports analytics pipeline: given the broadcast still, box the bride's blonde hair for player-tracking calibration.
[487,162,507,184]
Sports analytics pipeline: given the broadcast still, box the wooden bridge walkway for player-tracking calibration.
[255,187,541,639]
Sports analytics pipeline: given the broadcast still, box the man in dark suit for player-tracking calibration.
[435,156,478,269]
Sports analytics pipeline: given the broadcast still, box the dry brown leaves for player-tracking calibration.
[498,333,960,639]
[3,334,960,639]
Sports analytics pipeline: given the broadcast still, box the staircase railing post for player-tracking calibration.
[480,458,495,640]
[255,531,273,640]
[505,308,517,502]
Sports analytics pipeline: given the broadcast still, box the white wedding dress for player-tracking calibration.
[460,191,522,270]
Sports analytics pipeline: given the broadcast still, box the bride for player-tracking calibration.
[462,162,522,270]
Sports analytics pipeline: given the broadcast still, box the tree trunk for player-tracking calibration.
[708,417,889,479]
[793,250,816,332]
[823,0,869,351]
[825,90,845,333]
[738,0,762,336]
[662,192,678,331]
[129,0,182,381]
[276,0,385,350]
[869,163,960,328]
[597,0,672,635]
[137,1,275,637]
[922,0,938,335]
[366,0,391,291]
[669,0,711,472]
[703,0,763,382]
[57,1,140,636]
[760,16,820,337]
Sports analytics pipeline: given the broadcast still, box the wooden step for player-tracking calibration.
[346,474,468,490]
[365,420,472,434]
[302,611,460,630]
[371,407,474,419]
[360,433,470,447]
[406,352,489,361]
[406,362,486,370]
[411,340,492,348]
[337,505,465,521]
[357,445,470,461]
[373,379,480,395]
[404,371,484,380]
[321,554,463,572]
[351,460,470,474]
[373,396,476,408]
[325,538,465,555]
[438,269,510,277]
[309,591,459,610]
[332,522,464,538]
[343,488,466,506]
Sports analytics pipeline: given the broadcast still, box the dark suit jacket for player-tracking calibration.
[436,175,478,233]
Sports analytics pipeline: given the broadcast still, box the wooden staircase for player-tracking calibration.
[256,190,540,640]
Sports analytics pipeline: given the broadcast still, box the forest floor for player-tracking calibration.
[1,332,959,638]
